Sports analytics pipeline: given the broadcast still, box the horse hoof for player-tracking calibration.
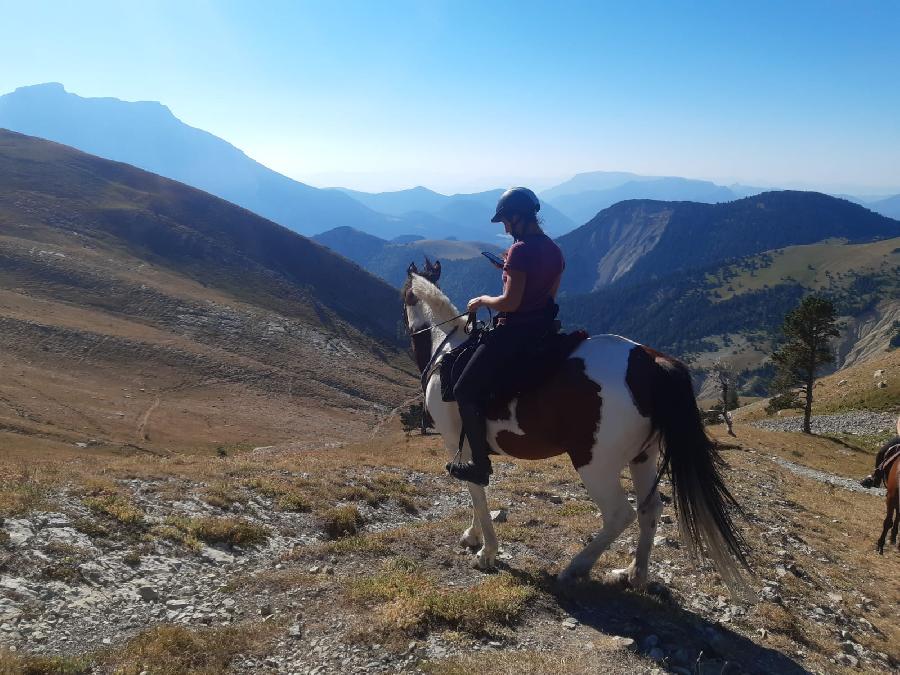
[473,550,496,571]
[608,565,647,589]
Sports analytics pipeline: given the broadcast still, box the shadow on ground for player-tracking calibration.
[502,565,810,675]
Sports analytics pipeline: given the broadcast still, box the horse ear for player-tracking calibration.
[407,262,418,277]
[432,260,441,280]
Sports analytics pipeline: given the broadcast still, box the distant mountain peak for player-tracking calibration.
[14,82,67,94]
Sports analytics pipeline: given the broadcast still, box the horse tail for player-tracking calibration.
[645,351,751,595]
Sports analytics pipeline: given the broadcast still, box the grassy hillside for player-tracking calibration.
[709,238,900,301]
[0,130,416,452]
[559,237,899,393]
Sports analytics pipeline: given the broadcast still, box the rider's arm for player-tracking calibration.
[482,269,526,312]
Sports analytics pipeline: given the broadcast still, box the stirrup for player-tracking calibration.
[446,459,492,486]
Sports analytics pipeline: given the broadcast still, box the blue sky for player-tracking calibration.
[2,0,899,193]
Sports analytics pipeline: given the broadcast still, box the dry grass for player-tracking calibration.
[101,623,276,674]
[315,533,393,556]
[348,558,534,637]
[243,477,312,513]
[76,477,144,526]
[82,494,144,525]
[0,465,49,517]
[158,515,269,548]
[0,649,92,674]
[201,481,247,510]
[320,505,365,539]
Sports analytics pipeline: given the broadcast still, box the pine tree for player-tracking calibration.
[770,296,840,434]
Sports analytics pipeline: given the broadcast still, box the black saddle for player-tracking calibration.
[440,325,589,405]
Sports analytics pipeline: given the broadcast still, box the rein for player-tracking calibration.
[409,312,468,336]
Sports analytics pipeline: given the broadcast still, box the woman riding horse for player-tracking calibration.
[446,187,565,486]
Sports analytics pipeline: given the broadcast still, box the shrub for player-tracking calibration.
[321,505,365,539]
[349,558,534,636]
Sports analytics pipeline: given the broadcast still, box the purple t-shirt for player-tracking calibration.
[498,233,565,325]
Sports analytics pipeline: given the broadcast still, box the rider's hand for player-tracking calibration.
[467,296,486,312]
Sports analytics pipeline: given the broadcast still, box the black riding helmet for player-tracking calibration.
[490,187,540,223]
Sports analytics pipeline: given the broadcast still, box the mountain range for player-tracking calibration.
[5,82,899,246]
[0,83,416,239]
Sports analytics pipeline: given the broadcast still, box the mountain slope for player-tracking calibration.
[0,129,415,451]
[558,236,900,393]
[557,191,900,294]
[0,83,416,238]
[313,226,503,289]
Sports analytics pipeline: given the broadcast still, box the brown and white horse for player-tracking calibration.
[873,417,900,555]
[403,266,750,592]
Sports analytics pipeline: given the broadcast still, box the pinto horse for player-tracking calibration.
[402,264,750,592]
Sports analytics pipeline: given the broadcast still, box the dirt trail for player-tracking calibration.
[136,395,161,441]
[768,455,887,496]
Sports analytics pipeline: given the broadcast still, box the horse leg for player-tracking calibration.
[609,449,663,588]
[559,468,635,583]
[877,508,892,555]
[466,482,498,569]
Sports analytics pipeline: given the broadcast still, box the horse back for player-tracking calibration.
[486,335,648,468]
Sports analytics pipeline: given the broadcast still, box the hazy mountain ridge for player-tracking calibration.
[547,177,738,224]
[334,186,577,239]
[0,83,421,238]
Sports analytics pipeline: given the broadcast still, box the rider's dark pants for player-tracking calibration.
[452,323,543,408]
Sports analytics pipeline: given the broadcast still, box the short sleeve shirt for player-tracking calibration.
[500,233,565,323]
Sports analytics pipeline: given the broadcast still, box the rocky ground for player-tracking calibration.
[1,421,899,674]
[749,411,896,436]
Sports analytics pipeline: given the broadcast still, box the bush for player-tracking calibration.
[321,505,365,539]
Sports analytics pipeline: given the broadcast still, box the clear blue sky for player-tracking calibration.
[2,0,899,193]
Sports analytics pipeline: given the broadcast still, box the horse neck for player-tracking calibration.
[430,324,467,359]
[418,307,467,360]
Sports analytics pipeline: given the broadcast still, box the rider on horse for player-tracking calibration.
[446,187,565,486]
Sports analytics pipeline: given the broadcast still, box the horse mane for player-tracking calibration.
[410,274,467,334]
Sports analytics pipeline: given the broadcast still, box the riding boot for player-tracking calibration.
[446,402,492,486]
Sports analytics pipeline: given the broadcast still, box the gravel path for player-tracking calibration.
[768,456,886,496]
[750,411,897,436]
